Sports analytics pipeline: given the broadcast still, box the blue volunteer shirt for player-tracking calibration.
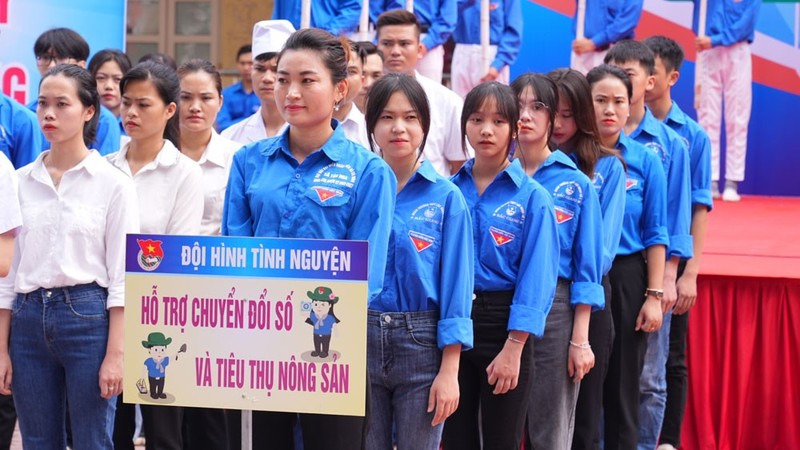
[629,108,692,259]
[0,93,43,168]
[222,122,396,301]
[693,0,761,47]
[587,153,626,275]
[451,158,559,337]
[371,0,458,51]
[372,161,474,350]
[581,0,644,49]
[533,151,604,310]
[615,133,669,256]
[29,101,121,155]
[273,0,361,36]
[217,82,260,131]
[664,101,713,211]
[453,0,523,71]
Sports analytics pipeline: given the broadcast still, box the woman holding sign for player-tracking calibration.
[363,73,474,449]
[107,60,204,450]
[0,64,139,449]
[223,28,396,450]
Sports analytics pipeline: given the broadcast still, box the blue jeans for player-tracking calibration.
[10,283,116,450]
[527,279,578,450]
[366,309,442,450]
[637,310,672,450]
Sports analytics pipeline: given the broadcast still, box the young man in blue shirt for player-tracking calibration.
[450,0,523,98]
[370,0,457,83]
[643,35,713,450]
[571,0,644,74]
[29,28,121,155]
[216,45,260,131]
[693,0,761,201]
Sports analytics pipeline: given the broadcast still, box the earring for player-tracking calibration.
[334,101,341,112]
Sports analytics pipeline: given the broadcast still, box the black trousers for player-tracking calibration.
[182,407,229,450]
[441,291,534,450]
[142,405,184,450]
[0,394,15,450]
[572,276,615,450]
[112,397,135,450]
[226,410,366,450]
[148,377,165,399]
[603,253,649,450]
[660,261,689,447]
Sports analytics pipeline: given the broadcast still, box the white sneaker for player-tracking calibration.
[657,445,677,450]
[722,186,741,202]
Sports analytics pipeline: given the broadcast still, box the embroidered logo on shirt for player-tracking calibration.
[553,180,584,204]
[644,141,667,164]
[592,172,605,191]
[554,206,575,224]
[409,230,435,252]
[626,178,639,190]
[492,201,525,225]
[489,226,515,246]
[313,163,357,189]
[137,239,164,272]
[411,202,445,226]
[311,186,344,202]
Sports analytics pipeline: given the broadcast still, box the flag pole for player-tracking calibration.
[301,0,311,29]
[695,0,707,110]
[576,0,587,39]
[481,0,490,74]
[359,0,370,41]
[406,0,414,12]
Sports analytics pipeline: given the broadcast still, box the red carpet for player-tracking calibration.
[684,195,800,450]
[700,195,800,279]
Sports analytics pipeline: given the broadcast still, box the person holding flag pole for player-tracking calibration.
[692,0,762,202]
[570,0,644,75]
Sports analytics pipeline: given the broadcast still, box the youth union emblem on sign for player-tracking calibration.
[137,239,164,271]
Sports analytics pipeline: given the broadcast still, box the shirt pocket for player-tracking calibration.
[394,221,441,299]
[303,184,353,208]
[62,203,106,247]
[204,182,227,231]
[479,216,524,270]
[553,198,580,252]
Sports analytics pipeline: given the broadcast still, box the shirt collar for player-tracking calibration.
[455,157,527,188]
[541,149,579,170]
[265,120,349,162]
[200,131,229,168]
[616,132,633,152]
[109,139,180,172]
[635,107,661,139]
[412,160,439,183]
[28,149,104,185]
[665,101,687,127]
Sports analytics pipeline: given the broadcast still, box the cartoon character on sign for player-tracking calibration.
[305,286,340,358]
[138,332,187,400]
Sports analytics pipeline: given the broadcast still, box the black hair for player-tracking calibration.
[642,35,685,73]
[255,52,279,63]
[88,49,132,79]
[604,39,656,75]
[236,44,253,60]
[548,68,622,178]
[278,28,351,84]
[587,64,634,102]
[39,65,99,147]
[177,59,223,96]
[365,73,431,155]
[34,28,90,61]
[461,82,518,157]
[121,61,181,146]
[376,9,421,39]
[356,41,384,62]
[349,41,367,66]
[511,73,559,145]
[138,52,178,71]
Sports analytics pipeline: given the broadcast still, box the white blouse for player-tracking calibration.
[220,107,287,145]
[416,71,471,176]
[0,153,21,235]
[339,104,371,151]
[107,140,204,236]
[0,151,140,309]
[193,131,240,236]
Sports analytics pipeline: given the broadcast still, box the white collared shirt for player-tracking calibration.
[0,151,140,309]
[339,104,371,151]
[107,140,204,236]
[220,108,288,145]
[193,131,241,236]
[415,71,470,176]
[0,153,21,235]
